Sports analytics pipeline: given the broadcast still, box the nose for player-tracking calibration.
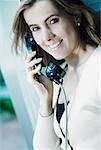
[42,28,55,43]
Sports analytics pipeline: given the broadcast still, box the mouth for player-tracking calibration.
[47,39,63,49]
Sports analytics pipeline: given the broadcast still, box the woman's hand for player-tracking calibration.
[25,51,53,116]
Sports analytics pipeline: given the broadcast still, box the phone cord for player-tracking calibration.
[60,82,73,150]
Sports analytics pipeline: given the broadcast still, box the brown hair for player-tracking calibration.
[12,0,101,65]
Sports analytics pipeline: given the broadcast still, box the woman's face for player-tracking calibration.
[24,0,78,60]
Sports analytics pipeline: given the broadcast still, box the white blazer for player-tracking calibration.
[33,45,101,150]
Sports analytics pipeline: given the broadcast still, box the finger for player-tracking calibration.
[27,74,46,95]
[26,57,42,68]
[25,51,36,63]
[29,64,42,75]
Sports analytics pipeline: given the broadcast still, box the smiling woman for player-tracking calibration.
[13,0,100,65]
[12,0,101,150]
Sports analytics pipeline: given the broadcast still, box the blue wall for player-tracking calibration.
[83,0,101,12]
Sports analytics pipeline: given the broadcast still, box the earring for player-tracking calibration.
[77,22,80,26]
[75,16,81,27]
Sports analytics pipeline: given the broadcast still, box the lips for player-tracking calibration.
[47,39,63,49]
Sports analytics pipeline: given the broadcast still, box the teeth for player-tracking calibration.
[49,41,61,48]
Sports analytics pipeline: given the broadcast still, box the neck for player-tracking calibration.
[65,45,96,70]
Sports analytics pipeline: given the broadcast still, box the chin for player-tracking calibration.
[53,55,65,60]
[53,52,68,60]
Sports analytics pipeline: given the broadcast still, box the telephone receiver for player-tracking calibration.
[24,32,66,85]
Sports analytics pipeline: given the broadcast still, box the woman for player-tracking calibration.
[12,0,101,149]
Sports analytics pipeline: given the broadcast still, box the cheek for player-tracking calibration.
[32,33,42,46]
[52,23,72,40]
[63,24,77,45]
[61,19,75,35]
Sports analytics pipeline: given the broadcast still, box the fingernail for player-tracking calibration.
[32,51,36,54]
[39,57,42,60]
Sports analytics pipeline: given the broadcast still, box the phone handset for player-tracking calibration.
[24,32,66,85]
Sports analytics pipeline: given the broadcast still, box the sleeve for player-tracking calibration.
[33,113,62,150]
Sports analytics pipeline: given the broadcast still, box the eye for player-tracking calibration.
[31,26,40,32]
[50,18,59,24]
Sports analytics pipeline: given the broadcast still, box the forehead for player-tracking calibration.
[24,0,59,25]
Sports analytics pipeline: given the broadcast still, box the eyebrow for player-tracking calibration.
[29,14,59,27]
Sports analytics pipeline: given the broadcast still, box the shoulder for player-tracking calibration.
[96,45,101,100]
[92,45,101,58]
[89,45,101,78]
[85,45,101,69]
[77,45,101,88]
[79,45,101,99]
[82,45,101,79]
